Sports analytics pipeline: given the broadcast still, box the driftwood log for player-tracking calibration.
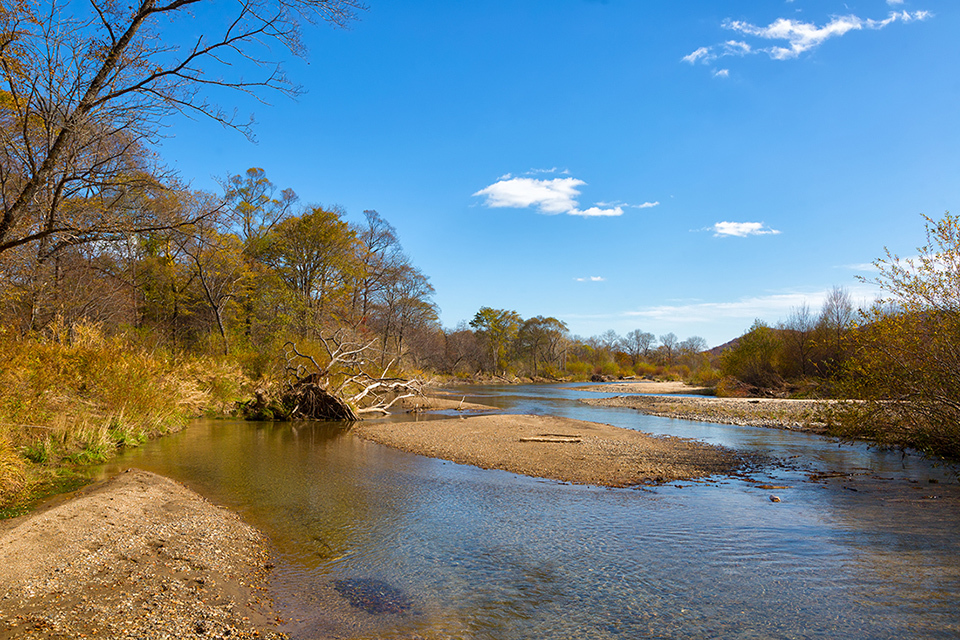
[280,334,422,422]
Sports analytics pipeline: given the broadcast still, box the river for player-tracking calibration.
[96,384,960,639]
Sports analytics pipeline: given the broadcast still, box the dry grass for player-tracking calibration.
[0,320,247,508]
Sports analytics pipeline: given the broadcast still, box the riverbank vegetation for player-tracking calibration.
[716,213,960,461]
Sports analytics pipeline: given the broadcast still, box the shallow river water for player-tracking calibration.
[97,384,960,639]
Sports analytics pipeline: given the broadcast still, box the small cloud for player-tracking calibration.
[722,40,752,56]
[474,174,656,218]
[712,221,781,237]
[843,262,879,272]
[570,206,623,217]
[575,276,606,282]
[682,47,714,64]
[887,0,904,4]
[685,10,931,67]
[596,200,660,210]
[713,68,730,78]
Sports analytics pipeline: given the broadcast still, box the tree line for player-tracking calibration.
[1,166,439,376]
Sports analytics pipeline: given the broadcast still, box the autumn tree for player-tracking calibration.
[440,322,482,375]
[371,260,438,366]
[720,320,784,389]
[178,198,249,355]
[221,168,297,342]
[830,212,960,458]
[352,209,404,321]
[517,316,568,377]
[223,168,298,255]
[470,307,521,375]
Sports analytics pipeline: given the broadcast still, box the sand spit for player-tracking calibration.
[354,414,750,487]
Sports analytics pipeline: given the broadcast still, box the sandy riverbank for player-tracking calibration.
[573,380,712,395]
[354,414,752,487]
[390,394,498,414]
[0,469,284,639]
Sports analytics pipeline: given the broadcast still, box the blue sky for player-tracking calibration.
[158,0,960,347]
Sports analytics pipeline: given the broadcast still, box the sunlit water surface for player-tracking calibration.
[96,384,960,639]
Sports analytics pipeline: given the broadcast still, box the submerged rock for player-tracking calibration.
[333,578,411,615]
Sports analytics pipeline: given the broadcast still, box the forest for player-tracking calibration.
[1,0,958,510]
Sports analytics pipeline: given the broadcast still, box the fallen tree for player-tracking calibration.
[244,332,423,422]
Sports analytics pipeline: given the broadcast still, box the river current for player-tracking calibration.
[96,384,960,639]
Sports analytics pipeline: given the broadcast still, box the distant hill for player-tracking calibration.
[707,336,740,357]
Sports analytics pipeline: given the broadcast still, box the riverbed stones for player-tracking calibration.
[333,578,412,615]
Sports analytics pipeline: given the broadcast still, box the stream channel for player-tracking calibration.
[95,383,960,639]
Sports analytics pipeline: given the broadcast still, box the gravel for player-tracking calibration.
[355,414,751,487]
[581,395,831,432]
[0,469,285,639]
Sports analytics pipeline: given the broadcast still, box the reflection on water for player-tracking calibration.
[96,384,960,639]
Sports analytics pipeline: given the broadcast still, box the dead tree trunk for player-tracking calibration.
[280,333,422,421]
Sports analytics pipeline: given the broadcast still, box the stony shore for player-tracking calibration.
[354,413,752,487]
[0,469,284,639]
[579,386,831,433]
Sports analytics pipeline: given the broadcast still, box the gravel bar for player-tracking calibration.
[355,414,752,487]
[0,469,285,639]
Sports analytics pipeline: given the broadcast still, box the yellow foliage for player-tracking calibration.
[0,319,249,505]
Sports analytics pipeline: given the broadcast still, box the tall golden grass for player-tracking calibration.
[0,319,247,507]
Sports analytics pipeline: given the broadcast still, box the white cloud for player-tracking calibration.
[624,293,818,324]
[575,276,606,282]
[714,68,730,78]
[473,177,585,214]
[618,286,878,325]
[682,47,713,64]
[843,262,880,272]
[570,206,624,217]
[712,221,781,237]
[684,10,931,65]
[473,174,657,218]
[596,200,660,210]
[887,0,904,5]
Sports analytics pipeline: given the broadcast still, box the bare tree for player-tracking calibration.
[678,335,708,368]
[659,332,679,366]
[623,329,656,365]
[781,302,816,377]
[352,209,404,321]
[816,286,855,376]
[0,0,363,257]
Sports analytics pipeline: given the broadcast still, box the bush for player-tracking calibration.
[719,321,785,388]
[828,213,960,460]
